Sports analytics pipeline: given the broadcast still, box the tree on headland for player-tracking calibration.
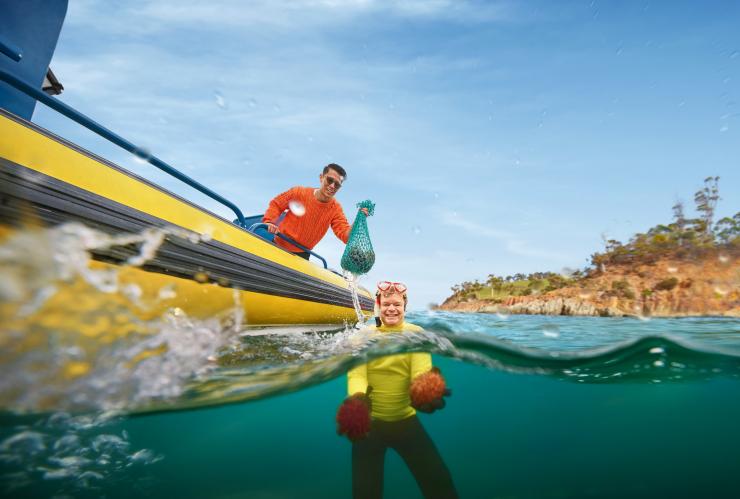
[693,176,720,239]
[446,177,738,302]
[590,176,737,268]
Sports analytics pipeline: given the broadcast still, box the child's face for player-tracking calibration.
[379,292,405,326]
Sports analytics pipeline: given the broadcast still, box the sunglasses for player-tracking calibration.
[324,176,343,188]
[377,281,407,294]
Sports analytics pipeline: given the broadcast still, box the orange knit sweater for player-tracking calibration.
[262,186,351,252]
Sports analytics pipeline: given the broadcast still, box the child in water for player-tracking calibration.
[336,281,457,499]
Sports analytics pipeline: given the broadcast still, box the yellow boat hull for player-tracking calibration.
[0,110,374,326]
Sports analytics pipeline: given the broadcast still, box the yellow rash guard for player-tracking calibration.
[347,321,432,422]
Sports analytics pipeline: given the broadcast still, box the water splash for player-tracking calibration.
[0,224,241,413]
[343,271,366,324]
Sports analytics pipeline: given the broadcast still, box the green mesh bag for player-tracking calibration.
[341,200,376,275]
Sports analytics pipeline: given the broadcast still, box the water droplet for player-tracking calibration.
[273,104,281,112]
[719,125,729,132]
[488,115,493,121]
[653,360,665,367]
[289,200,306,217]
[248,98,257,108]
[214,90,227,109]
[542,324,560,338]
[242,159,251,166]
[121,284,142,303]
[158,284,177,300]
[616,46,623,56]
[307,136,314,143]
[433,192,440,200]
[731,50,739,59]
[649,347,664,354]
[678,101,685,107]
[495,312,509,320]
[412,226,421,235]
[537,121,544,128]
[133,148,152,165]
[560,267,577,278]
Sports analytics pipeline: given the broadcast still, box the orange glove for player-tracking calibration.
[409,367,451,414]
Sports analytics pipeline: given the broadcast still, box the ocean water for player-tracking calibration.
[2,312,740,498]
[2,226,740,498]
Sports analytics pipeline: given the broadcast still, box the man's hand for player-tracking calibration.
[265,223,280,234]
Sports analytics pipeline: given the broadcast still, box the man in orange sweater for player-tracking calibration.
[263,163,366,259]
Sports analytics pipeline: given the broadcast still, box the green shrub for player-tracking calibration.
[654,277,679,291]
[611,279,635,299]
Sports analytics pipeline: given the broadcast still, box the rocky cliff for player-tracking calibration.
[437,252,740,317]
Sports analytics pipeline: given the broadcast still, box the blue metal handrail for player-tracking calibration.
[0,69,247,226]
[0,38,22,62]
[248,223,328,269]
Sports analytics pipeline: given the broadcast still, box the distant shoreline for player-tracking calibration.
[436,251,739,318]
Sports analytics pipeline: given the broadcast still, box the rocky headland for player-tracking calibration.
[437,251,739,317]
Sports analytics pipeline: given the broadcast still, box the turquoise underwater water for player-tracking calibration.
[2,312,740,498]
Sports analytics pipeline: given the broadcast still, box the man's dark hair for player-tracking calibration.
[323,163,347,179]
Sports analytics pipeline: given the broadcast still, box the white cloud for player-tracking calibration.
[438,209,567,261]
[67,0,512,34]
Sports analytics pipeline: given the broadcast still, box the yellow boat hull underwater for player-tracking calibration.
[0,2,374,330]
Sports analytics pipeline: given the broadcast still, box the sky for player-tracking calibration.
[33,0,740,309]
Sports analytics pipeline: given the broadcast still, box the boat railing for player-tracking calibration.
[0,68,247,225]
[0,68,332,268]
[247,223,328,269]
